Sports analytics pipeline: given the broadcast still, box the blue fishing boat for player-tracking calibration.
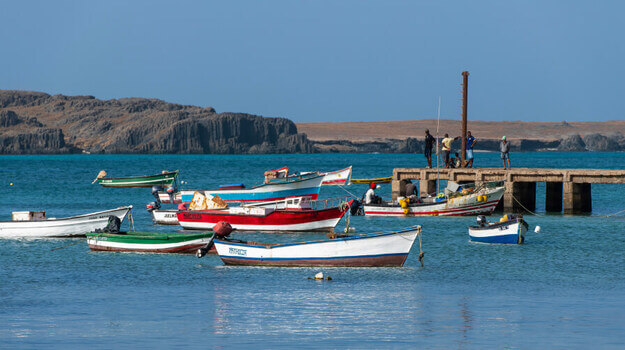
[158,173,324,203]
[468,215,528,244]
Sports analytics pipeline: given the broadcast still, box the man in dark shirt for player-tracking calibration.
[424,129,435,168]
[466,131,477,168]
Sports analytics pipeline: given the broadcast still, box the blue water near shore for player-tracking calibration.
[1,152,625,348]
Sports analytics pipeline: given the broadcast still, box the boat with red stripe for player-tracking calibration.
[364,182,504,217]
[177,197,353,232]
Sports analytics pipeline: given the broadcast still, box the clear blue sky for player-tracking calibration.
[1,1,623,123]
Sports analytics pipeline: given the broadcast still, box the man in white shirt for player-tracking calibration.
[364,182,377,204]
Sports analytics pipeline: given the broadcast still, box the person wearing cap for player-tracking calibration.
[424,129,435,168]
[364,182,380,204]
[500,136,511,169]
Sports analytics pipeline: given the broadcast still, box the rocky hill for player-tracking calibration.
[299,120,625,152]
[0,90,313,154]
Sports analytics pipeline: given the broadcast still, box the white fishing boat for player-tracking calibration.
[301,166,352,185]
[468,214,528,244]
[0,206,133,238]
[150,209,179,225]
[364,182,504,217]
[212,225,422,267]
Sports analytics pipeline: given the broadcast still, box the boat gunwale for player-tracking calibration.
[98,170,179,181]
[214,226,421,250]
[86,231,213,241]
[468,217,528,231]
[0,206,132,224]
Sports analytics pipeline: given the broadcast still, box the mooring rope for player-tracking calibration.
[337,185,359,199]
[511,194,545,217]
[417,226,424,267]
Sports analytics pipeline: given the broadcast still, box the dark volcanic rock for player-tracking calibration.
[558,134,586,151]
[582,133,621,151]
[0,90,312,154]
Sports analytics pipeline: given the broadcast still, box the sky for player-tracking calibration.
[1,1,623,123]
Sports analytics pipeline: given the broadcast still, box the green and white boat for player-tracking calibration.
[86,231,213,253]
[95,170,179,188]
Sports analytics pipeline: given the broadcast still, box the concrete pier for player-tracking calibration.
[392,168,625,214]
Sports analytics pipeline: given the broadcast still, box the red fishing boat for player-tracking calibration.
[177,197,353,232]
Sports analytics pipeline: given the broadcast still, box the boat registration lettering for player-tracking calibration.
[229,247,247,256]
[499,225,509,230]
[182,213,202,220]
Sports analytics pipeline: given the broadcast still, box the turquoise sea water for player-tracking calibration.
[1,152,624,348]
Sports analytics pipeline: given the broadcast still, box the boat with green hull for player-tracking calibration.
[86,231,213,253]
[95,170,179,188]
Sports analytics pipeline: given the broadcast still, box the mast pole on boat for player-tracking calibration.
[436,96,441,195]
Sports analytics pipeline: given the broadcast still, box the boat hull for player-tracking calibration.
[0,207,132,238]
[469,219,528,244]
[214,226,420,267]
[321,166,352,185]
[177,206,348,232]
[151,209,179,225]
[98,171,178,188]
[86,232,213,253]
[364,186,504,217]
[159,174,324,204]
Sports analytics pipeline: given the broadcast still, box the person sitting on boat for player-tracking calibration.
[364,182,382,204]
[404,180,421,203]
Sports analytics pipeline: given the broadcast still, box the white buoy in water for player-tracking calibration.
[534,226,541,233]
[314,272,324,280]
[347,182,352,186]
[344,227,356,233]
[376,185,381,189]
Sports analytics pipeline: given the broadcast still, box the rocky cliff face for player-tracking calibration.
[0,90,313,154]
[0,110,75,154]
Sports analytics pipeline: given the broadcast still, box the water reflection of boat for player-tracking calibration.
[212,225,422,267]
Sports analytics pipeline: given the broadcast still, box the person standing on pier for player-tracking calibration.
[466,131,477,168]
[501,136,511,169]
[424,129,435,168]
[441,133,459,168]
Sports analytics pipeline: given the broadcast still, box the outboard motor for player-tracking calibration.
[197,221,233,258]
[166,186,176,204]
[477,215,487,227]
[350,199,361,216]
[151,185,163,203]
[146,201,161,212]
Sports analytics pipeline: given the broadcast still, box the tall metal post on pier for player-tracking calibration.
[461,71,469,167]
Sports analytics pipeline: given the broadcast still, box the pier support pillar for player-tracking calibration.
[546,182,563,212]
[563,182,592,214]
[391,179,400,201]
[419,179,436,197]
[503,181,536,213]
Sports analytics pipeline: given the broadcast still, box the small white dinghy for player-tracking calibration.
[468,214,528,244]
[0,206,133,238]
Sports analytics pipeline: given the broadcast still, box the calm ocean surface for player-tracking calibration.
[1,152,624,349]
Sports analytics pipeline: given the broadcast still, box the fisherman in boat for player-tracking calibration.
[404,179,420,203]
[364,182,382,204]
